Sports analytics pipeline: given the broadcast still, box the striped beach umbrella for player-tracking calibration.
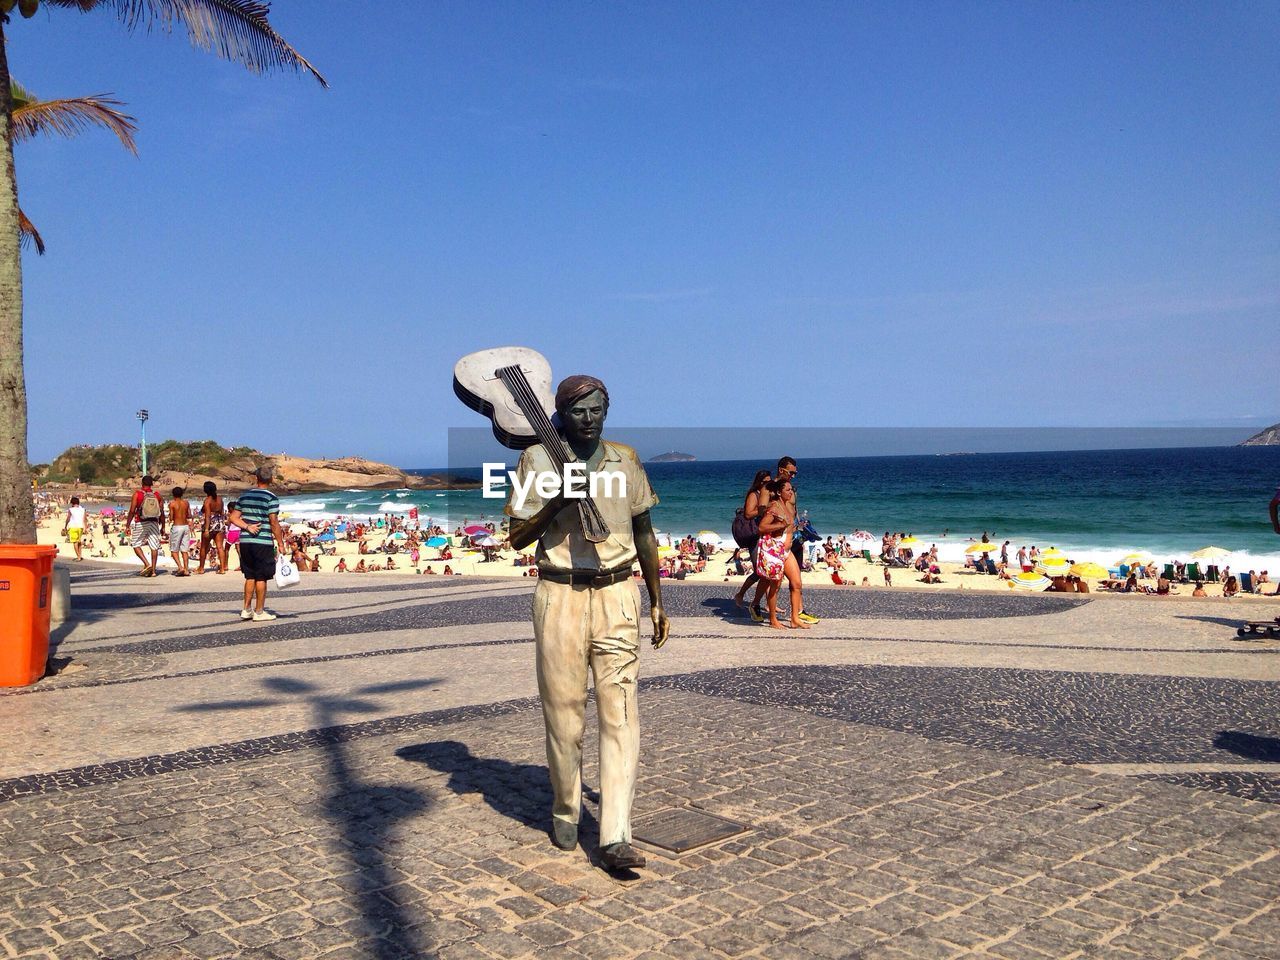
[1010,571,1052,591]
[1036,557,1072,577]
[1190,546,1232,560]
[1039,547,1065,559]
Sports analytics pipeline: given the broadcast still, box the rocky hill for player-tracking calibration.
[1240,423,1280,446]
[36,441,471,493]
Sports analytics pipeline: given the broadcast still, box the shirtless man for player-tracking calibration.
[168,488,194,577]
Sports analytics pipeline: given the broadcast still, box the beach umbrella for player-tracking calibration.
[852,530,876,543]
[965,542,998,554]
[316,531,336,543]
[1039,547,1065,559]
[426,536,448,548]
[389,531,407,541]
[1190,546,1232,560]
[463,525,489,536]
[474,535,499,547]
[1118,552,1152,565]
[1070,562,1109,579]
[1036,557,1071,577]
[658,545,676,557]
[100,507,116,516]
[1010,572,1052,591]
[898,537,921,547]
[696,531,720,546]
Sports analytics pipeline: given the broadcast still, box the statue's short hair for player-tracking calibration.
[555,375,609,415]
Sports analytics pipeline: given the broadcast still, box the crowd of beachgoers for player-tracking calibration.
[32,486,1279,605]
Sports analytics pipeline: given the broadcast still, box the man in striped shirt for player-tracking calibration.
[229,464,288,622]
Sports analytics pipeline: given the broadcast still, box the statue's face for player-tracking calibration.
[562,389,607,444]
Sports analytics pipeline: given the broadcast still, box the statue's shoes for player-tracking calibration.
[551,820,578,851]
[599,842,646,871]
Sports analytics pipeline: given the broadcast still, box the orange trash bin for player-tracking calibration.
[0,545,58,687]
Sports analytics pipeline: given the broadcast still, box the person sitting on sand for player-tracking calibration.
[1222,576,1239,598]
[1123,571,1139,593]
[386,557,397,570]
[353,559,367,573]
[310,555,320,573]
[336,557,347,572]
[1192,580,1206,597]
[443,564,455,575]
[1157,575,1171,596]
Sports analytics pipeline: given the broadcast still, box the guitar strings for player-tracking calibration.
[498,365,608,535]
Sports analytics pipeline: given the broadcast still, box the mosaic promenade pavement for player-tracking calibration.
[1,563,1278,959]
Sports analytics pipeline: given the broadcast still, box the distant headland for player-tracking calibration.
[1240,422,1280,446]
[648,451,696,463]
[33,441,479,494]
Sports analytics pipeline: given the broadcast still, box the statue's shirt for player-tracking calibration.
[504,439,658,572]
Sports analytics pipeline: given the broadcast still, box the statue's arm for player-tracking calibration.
[508,493,569,551]
[633,510,669,648]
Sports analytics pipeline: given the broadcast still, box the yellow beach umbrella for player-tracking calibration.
[1039,547,1065,559]
[1070,562,1109,579]
[1119,553,1151,565]
[965,542,998,554]
[1037,557,1071,576]
[1011,571,1052,591]
[1190,546,1232,560]
[658,545,676,557]
[898,537,921,547]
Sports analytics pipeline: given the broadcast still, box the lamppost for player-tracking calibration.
[137,409,150,475]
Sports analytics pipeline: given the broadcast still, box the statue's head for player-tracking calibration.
[555,375,609,445]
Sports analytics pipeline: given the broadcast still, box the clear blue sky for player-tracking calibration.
[12,1,1279,466]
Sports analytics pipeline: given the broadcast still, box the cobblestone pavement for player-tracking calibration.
[1,564,1278,958]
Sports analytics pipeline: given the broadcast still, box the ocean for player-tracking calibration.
[278,445,1280,572]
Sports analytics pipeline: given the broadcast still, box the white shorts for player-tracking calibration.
[131,521,161,551]
[170,525,191,554]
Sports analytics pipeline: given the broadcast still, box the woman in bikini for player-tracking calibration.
[733,469,774,616]
[196,481,229,574]
[757,477,808,629]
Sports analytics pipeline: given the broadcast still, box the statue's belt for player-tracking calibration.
[537,563,634,587]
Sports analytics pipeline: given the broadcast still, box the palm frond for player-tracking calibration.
[46,0,328,87]
[18,208,47,256]
[10,85,139,154]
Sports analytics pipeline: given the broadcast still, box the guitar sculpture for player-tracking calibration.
[453,347,611,543]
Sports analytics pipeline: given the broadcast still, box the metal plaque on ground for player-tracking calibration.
[632,807,749,854]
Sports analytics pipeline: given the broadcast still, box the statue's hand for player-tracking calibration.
[650,604,669,649]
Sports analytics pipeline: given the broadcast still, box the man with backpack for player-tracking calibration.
[126,474,166,577]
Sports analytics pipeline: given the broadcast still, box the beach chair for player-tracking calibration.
[1240,572,1254,593]
[1186,562,1202,581]
[1163,563,1176,580]
[1119,564,1130,578]
[1207,565,1220,583]
[862,549,872,563]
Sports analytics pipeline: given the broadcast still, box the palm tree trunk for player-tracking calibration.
[0,17,35,544]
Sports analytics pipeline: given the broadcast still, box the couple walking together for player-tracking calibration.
[733,457,818,629]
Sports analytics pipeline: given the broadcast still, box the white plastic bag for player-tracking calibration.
[274,552,300,589]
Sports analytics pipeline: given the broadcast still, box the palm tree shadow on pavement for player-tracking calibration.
[395,740,603,853]
[177,675,440,960]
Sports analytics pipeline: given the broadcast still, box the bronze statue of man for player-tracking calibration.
[506,374,669,871]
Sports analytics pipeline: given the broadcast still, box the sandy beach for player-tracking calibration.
[34,510,1280,604]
